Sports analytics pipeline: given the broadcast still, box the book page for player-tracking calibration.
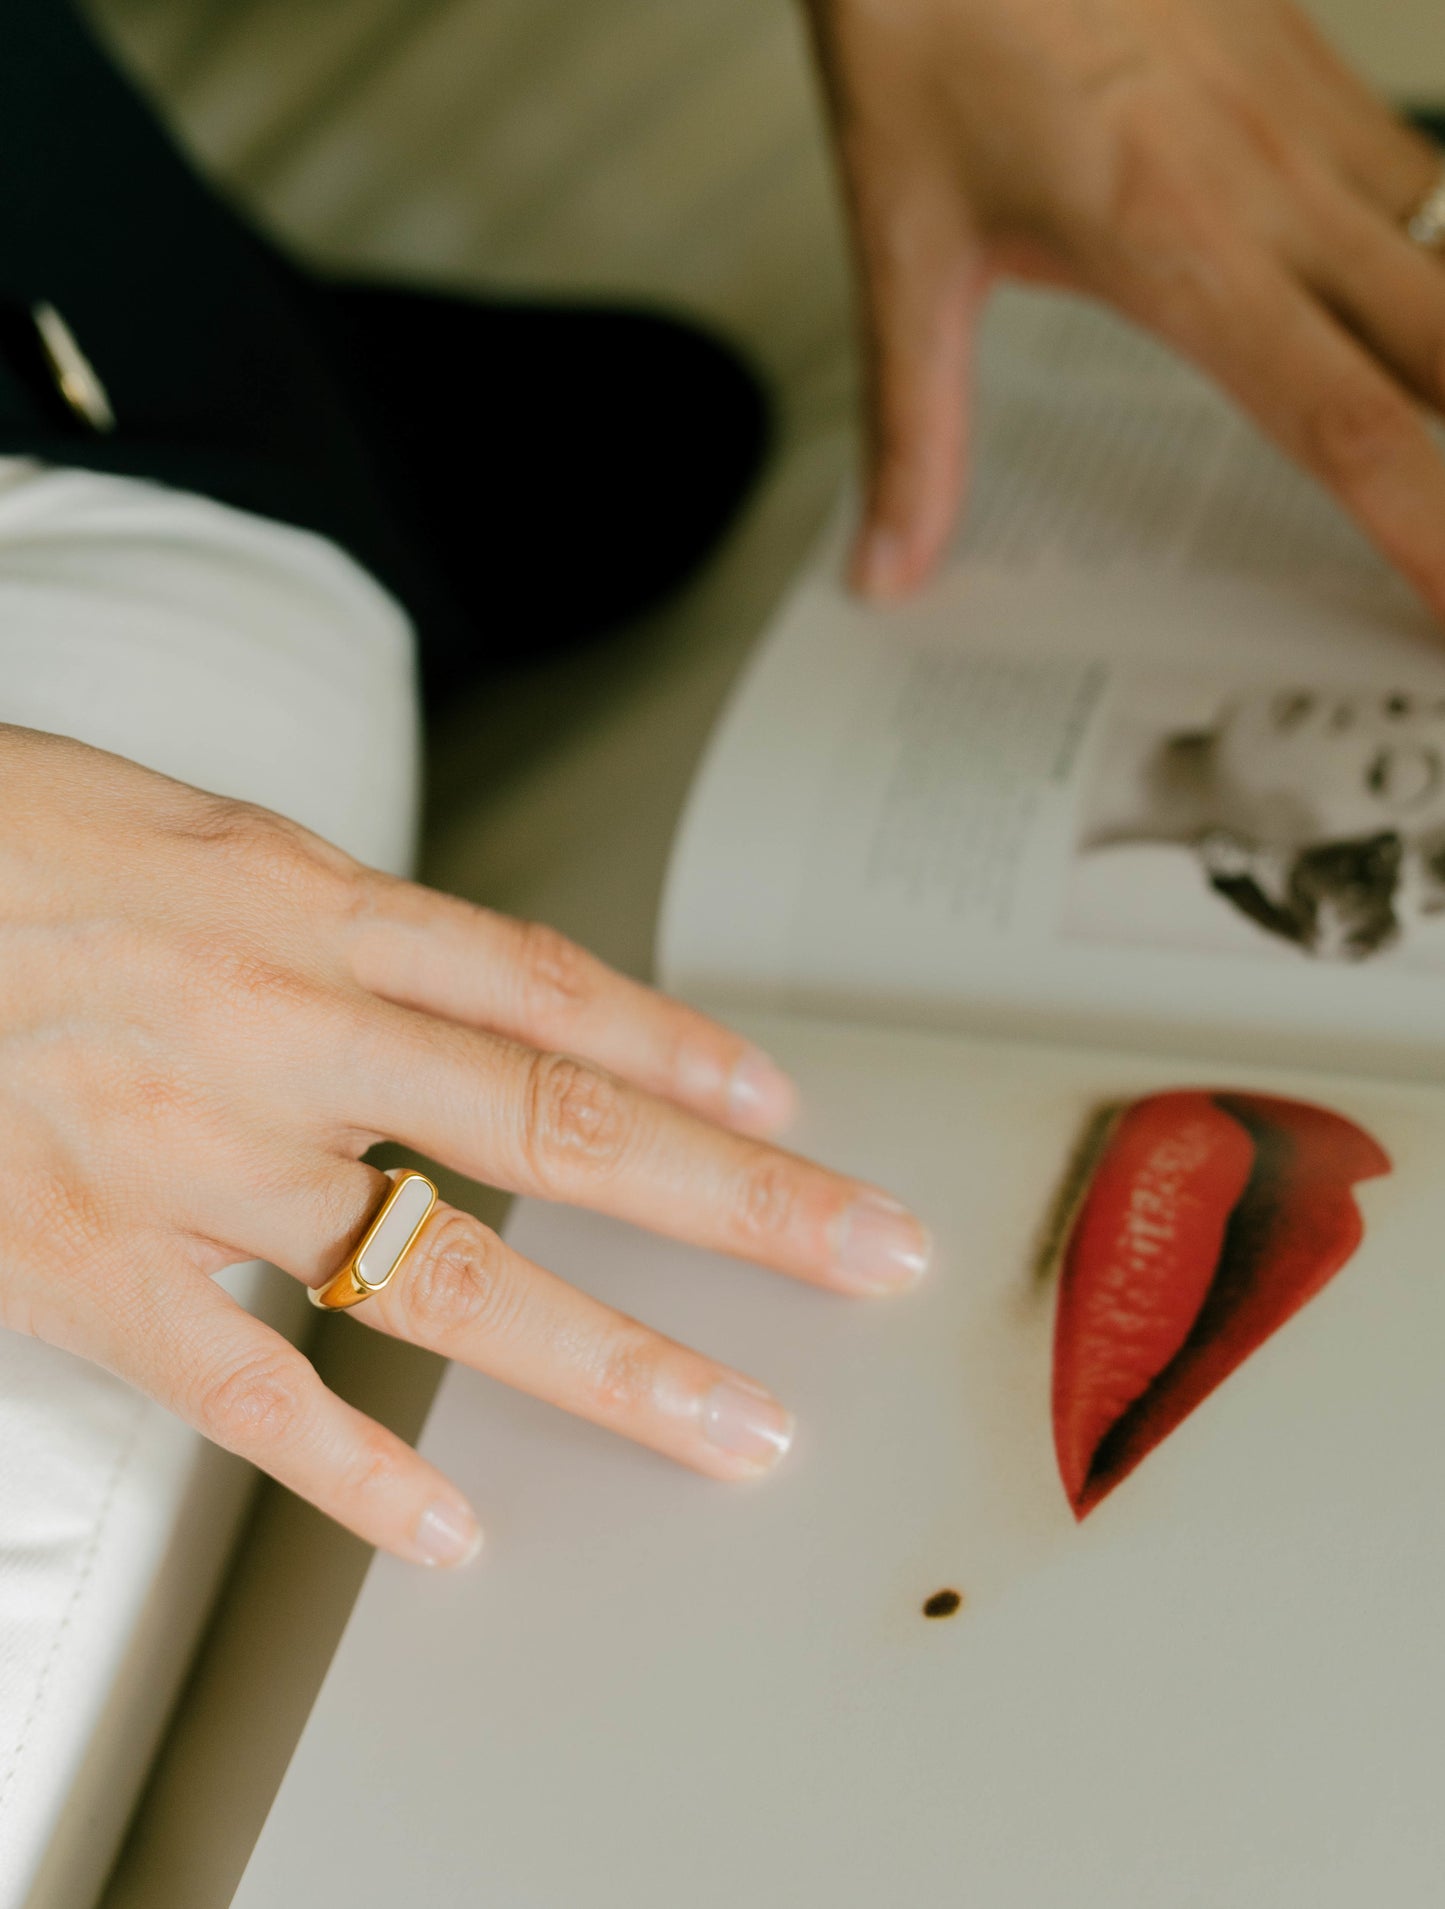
[660,290,1445,1081]
[234,1011,1445,1907]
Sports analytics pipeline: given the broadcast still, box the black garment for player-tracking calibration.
[0,0,438,616]
[0,0,769,693]
[309,282,770,692]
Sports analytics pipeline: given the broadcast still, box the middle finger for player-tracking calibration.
[342,1006,931,1297]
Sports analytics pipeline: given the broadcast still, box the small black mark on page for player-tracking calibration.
[922,1588,963,1619]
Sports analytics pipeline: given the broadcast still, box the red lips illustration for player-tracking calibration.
[1051,1090,1390,1519]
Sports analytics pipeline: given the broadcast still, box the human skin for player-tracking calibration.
[0,728,930,1566]
[806,0,1445,615]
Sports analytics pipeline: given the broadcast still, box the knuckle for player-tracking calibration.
[589,1329,663,1418]
[195,1348,309,1452]
[514,919,595,1025]
[196,938,326,1021]
[1305,384,1411,487]
[732,1152,802,1248]
[182,795,356,904]
[523,1054,632,1185]
[400,1213,523,1343]
[328,858,387,932]
[335,1425,409,1504]
[11,1169,109,1273]
[1100,116,1191,250]
[182,794,297,860]
[1225,94,1302,184]
[1088,117,1223,304]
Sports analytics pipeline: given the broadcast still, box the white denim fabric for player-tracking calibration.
[0,458,419,1909]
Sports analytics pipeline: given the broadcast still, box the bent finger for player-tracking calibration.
[346,887,796,1136]
[97,1264,482,1567]
[843,160,987,598]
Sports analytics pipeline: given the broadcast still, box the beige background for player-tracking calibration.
[63,1,1445,1903]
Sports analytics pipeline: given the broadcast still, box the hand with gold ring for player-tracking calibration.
[805,0,1445,618]
[0,727,930,1566]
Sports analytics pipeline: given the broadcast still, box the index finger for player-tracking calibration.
[347,888,798,1137]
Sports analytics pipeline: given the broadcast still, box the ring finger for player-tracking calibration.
[303,1169,799,1482]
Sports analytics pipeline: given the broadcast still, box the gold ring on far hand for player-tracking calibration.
[309,1170,438,1312]
[1405,169,1445,252]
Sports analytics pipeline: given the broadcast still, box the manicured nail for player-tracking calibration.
[413,1497,483,1567]
[832,1193,931,1294]
[727,1045,799,1134]
[700,1376,795,1472]
[854,526,909,599]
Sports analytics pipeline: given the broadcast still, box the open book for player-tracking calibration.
[234,292,1445,1907]
[664,291,1445,1074]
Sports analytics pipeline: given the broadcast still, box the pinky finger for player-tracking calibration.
[104,1271,482,1567]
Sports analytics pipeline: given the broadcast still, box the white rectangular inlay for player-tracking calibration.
[356,1175,434,1290]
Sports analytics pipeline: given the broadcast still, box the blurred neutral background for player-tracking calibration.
[80,0,1445,970]
[78,2,1445,1903]
[89,0,1445,450]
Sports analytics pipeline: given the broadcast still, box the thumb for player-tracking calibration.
[847,177,991,600]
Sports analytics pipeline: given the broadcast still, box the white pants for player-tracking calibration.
[0,459,420,1909]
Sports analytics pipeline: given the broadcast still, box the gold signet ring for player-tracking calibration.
[309,1171,438,1312]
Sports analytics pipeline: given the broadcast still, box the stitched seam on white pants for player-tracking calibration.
[0,1387,150,1820]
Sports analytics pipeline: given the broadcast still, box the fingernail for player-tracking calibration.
[831,1193,932,1294]
[854,526,908,599]
[700,1375,795,1472]
[413,1497,483,1568]
[727,1045,799,1134]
